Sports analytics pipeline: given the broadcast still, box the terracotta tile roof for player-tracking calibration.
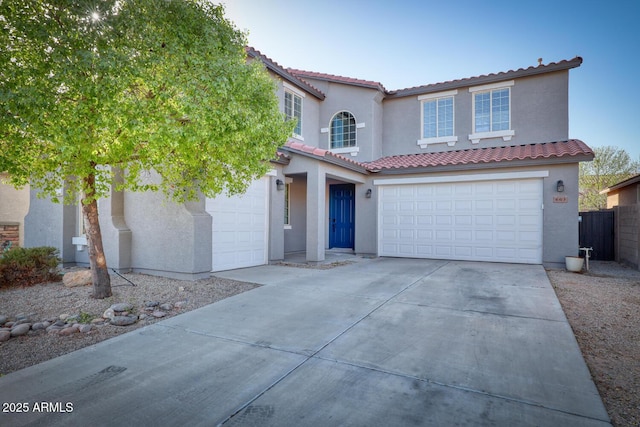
[388,57,583,98]
[287,69,387,93]
[365,140,594,171]
[245,47,326,100]
[281,140,370,173]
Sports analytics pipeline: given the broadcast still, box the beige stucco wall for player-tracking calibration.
[0,174,30,246]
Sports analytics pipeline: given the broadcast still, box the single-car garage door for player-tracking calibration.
[378,178,543,264]
[205,177,269,272]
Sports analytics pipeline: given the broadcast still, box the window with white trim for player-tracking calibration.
[474,88,509,132]
[330,111,357,149]
[469,81,515,144]
[284,90,302,138]
[417,90,458,148]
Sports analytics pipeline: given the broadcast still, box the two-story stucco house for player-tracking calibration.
[23,48,594,279]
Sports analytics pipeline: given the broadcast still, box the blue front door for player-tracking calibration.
[329,184,355,249]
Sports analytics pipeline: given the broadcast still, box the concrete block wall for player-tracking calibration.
[615,205,640,269]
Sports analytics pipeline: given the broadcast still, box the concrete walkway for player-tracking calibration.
[0,258,610,426]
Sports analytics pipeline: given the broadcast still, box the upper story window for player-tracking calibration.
[284,83,303,139]
[469,81,514,144]
[320,111,362,156]
[331,111,357,149]
[417,90,458,148]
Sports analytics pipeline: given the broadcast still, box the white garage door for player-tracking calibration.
[378,178,543,264]
[205,177,269,272]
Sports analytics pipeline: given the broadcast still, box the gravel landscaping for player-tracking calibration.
[0,270,259,375]
[547,261,640,427]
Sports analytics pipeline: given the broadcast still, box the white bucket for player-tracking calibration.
[565,256,584,272]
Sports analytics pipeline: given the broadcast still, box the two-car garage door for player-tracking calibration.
[378,178,543,264]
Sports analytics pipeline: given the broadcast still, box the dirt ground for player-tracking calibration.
[547,261,640,427]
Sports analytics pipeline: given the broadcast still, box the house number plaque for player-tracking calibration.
[553,196,568,203]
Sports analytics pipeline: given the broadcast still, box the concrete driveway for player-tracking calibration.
[0,258,610,426]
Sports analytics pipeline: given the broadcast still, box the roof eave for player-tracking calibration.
[279,146,370,175]
[246,48,326,100]
[370,153,593,175]
[388,57,583,99]
[605,174,640,192]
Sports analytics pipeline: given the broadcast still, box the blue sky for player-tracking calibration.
[222,0,639,162]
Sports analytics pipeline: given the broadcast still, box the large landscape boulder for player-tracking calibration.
[63,270,92,288]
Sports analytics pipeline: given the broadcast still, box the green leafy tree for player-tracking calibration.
[579,146,639,211]
[0,1,293,298]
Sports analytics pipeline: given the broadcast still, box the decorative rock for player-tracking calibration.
[174,301,187,309]
[10,323,31,337]
[159,303,173,311]
[63,269,92,287]
[54,319,66,327]
[91,318,105,325]
[111,303,133,312]
[110,315,137,326]
[32,322,46,331]
[0,331,10,342]
[138,314,147,320]
[43,321,51,328]
[59,313,70,321]
[47,328,60,335]
[103,308,115,320]
[0,315,7,325]
[14,318,31,326]
[151,310,166,318]
[79,324,92,333]
[145,301,159,308]
[5,322,15,328]
[59,326,79,336]
[46,324,64,332]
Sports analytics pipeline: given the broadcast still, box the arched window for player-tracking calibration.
[330,111,357,149]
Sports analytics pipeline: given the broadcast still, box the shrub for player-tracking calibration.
[0,246,61,288]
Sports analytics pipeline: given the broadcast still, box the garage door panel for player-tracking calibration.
[475,215,493,226]
[455,230,472,241]
[475,183,494,194]
[455,246,472,257]
[378,178,542,264]
[436,215,451,225]
[455,215,472,225]
[476,230,493,241]
[206,177,268,272]
[497,199,516,210]
[497,215,516,226]
[476,200,493,210]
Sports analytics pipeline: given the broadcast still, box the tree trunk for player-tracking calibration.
[82,171,112,299]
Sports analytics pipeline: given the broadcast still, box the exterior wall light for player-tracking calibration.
[556,180,564,193]
[276,179,284,191]
[365,189,372,198]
